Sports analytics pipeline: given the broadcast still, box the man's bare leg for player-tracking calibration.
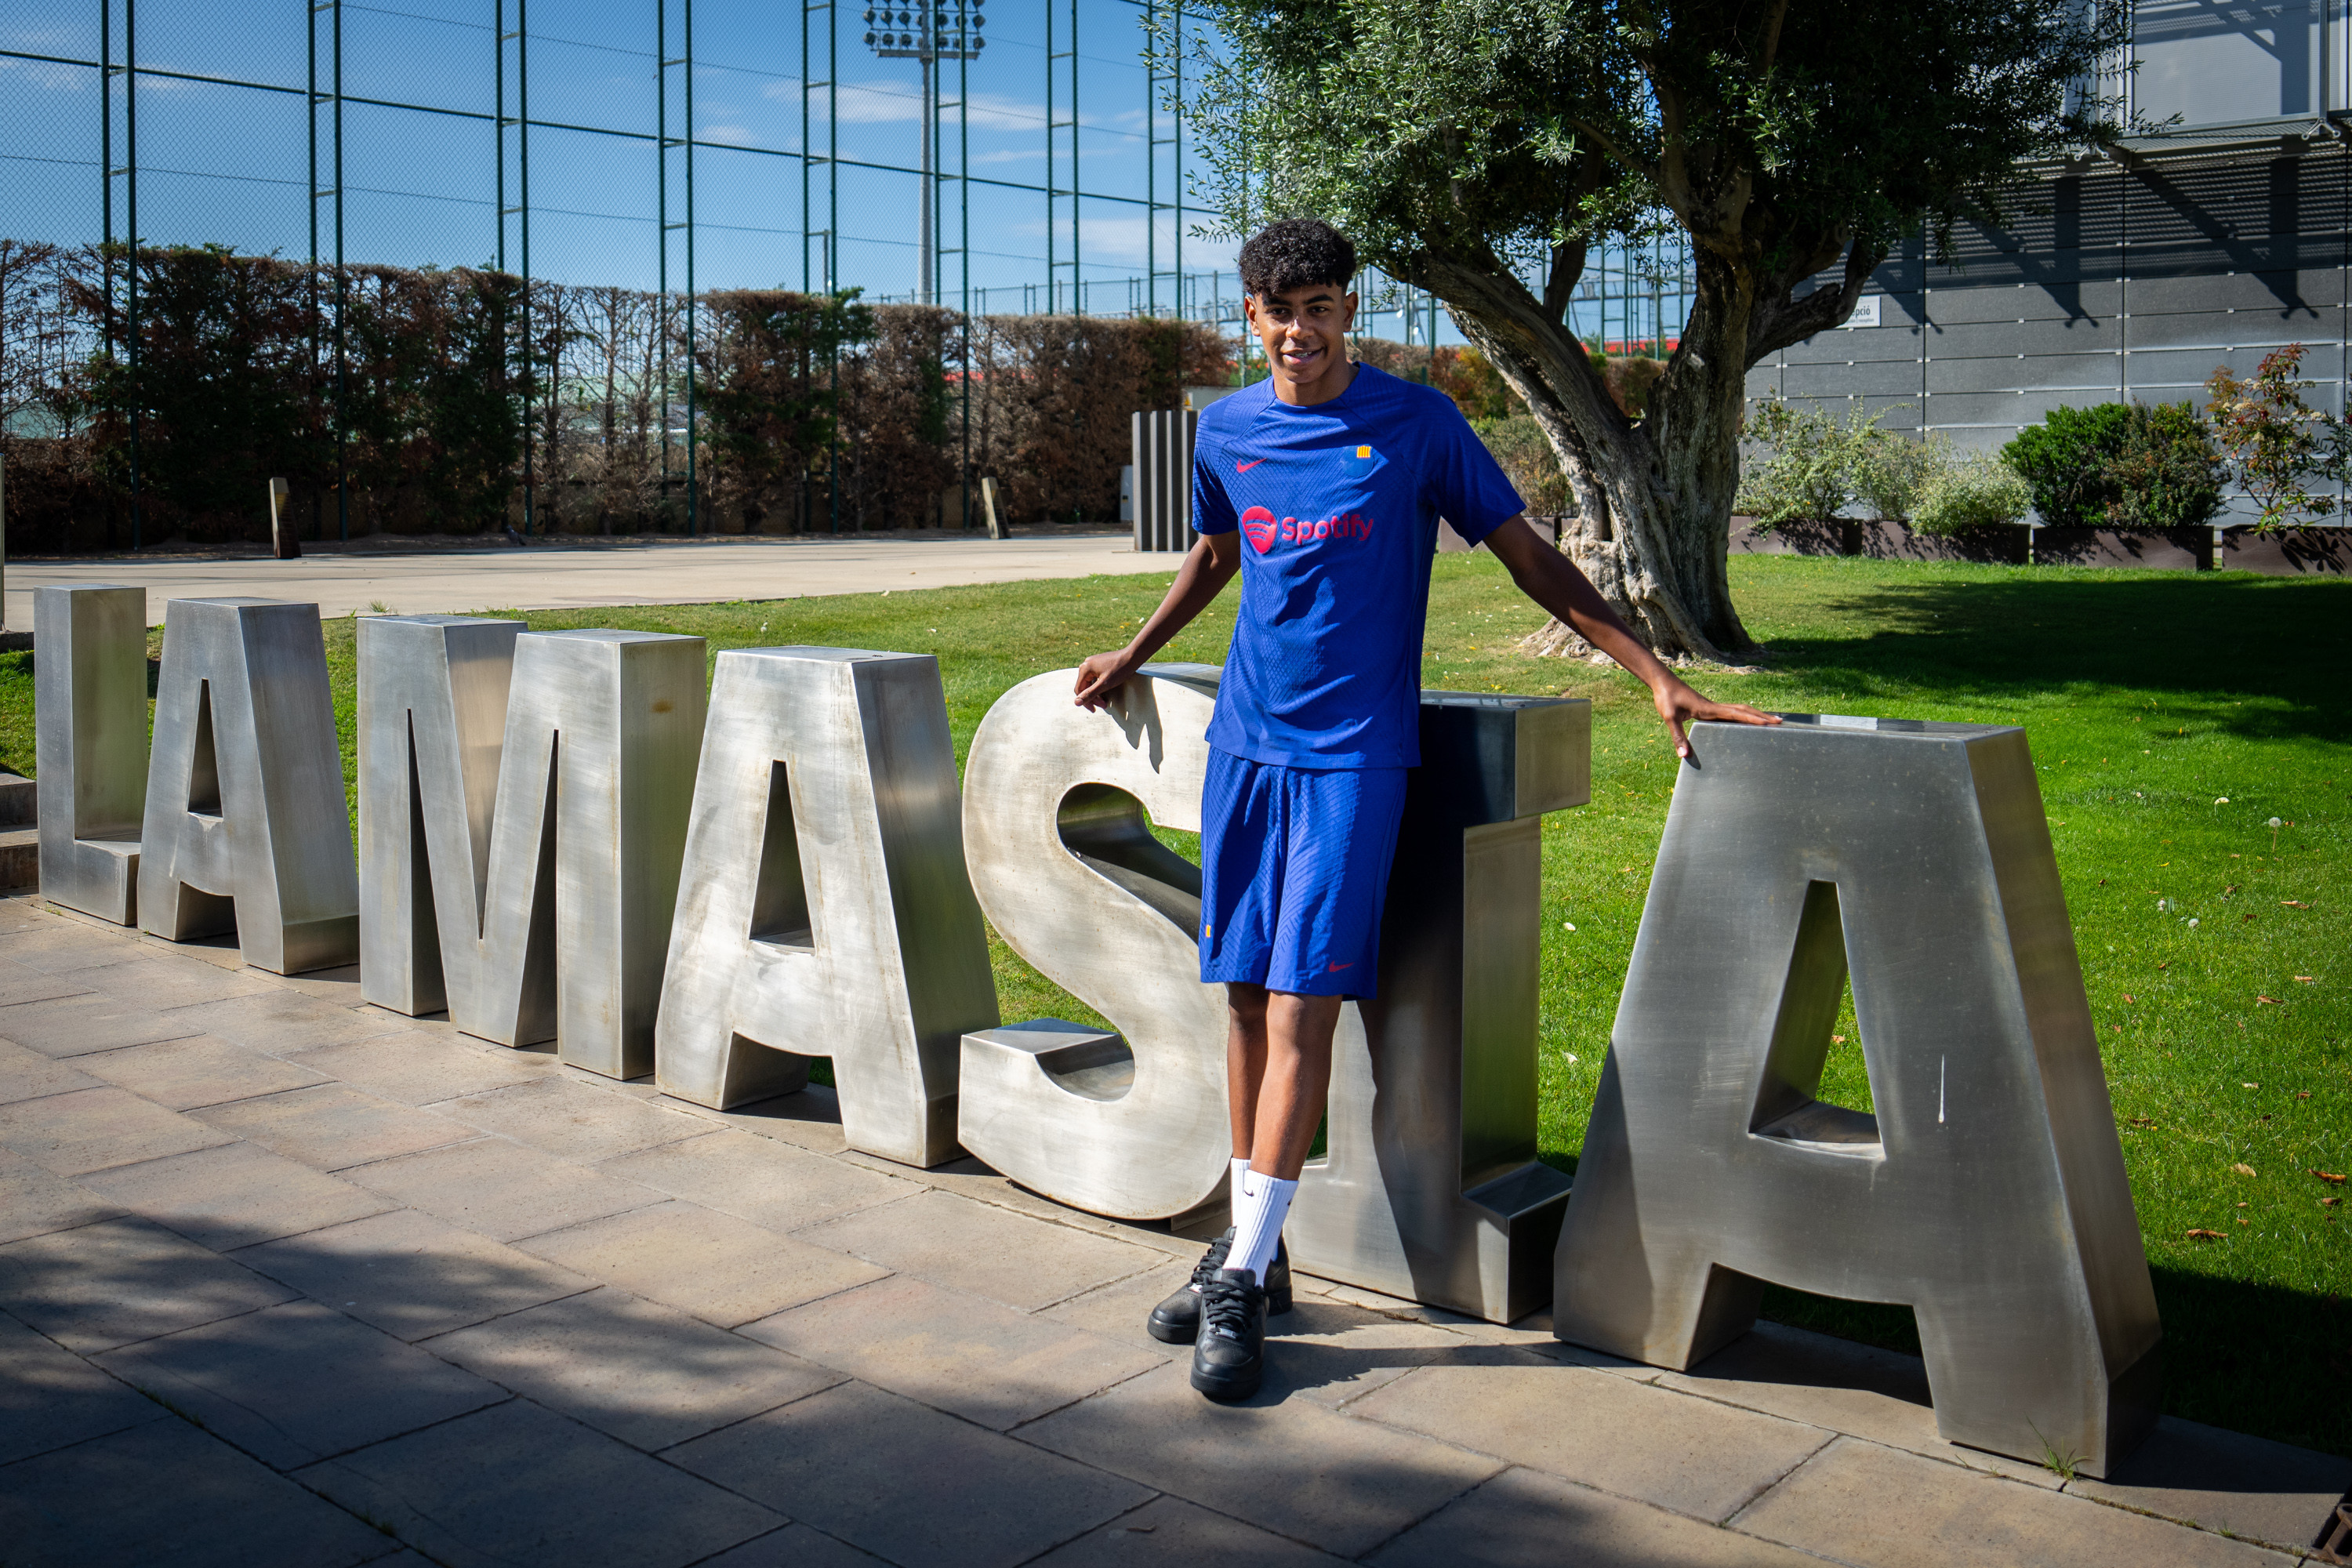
[1247,989,1341,1181]
[1225,982,1268,1164]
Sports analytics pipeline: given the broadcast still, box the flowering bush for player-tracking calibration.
[2205,343,2350,531]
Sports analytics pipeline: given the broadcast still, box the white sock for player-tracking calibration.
[1229,1167,1297,1286]
[1229,1158,1257,1214]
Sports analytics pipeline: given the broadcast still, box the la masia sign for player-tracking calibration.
[30,586,2163,1476]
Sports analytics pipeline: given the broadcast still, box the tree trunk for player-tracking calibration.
[1430,252,1761,665]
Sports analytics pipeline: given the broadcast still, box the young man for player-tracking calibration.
[1073,218,1775,1401]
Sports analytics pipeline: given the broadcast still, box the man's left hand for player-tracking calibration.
[1653,676,1779,759]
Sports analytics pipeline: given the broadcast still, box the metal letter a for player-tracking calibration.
[1554,716,2161,1477]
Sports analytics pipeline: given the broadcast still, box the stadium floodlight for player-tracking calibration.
[864,0,983,303]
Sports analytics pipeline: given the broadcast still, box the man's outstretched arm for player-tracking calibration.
[1482,516,1780,757]
[1074,530,1244,710]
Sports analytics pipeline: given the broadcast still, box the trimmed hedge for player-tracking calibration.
[0,243,1231,550]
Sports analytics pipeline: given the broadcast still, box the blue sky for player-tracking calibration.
[2,0,1256,314]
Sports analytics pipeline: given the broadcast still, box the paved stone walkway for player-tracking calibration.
[1,891,2343,1567]
[1,532,1170,630]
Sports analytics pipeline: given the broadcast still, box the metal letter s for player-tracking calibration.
[655,647,997,1169]
[1553,716,2161,1477]
[959,665,1230,1221]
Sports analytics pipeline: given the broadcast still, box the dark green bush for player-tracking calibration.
[2104,401,2225,531]
[2000,401,2223,530]
[2000,402,2136,527]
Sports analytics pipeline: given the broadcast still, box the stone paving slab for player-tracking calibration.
[2,894,2345,1567]
[1018,1359,1508,1558]
[71,1033,335,1111]
[742,1273,1169,1430]
[341,1134,668,1241]
[295,1396,786,1568]
[1652,1319,2065,1489]
[441,1076,717,1162]
[1367,1465,1827,1567]
[193,1082,479,1171]
[699,1523,893,1567]
[601,1126,926,1231]
[1029,1494,1355,1566]
[0,1417,402,1568]
[2066,1414,2352,1552]
[672,1379,1156,1568]
[1350,1360,1832,1524]
[424,1286,844,1450]
[514,1198,887,1326]
[0,1037,104,1104]
[0,1083,238,1174]
[796,1186,1168,1312]
[93,1298,506,1469]
[288,1029,554,1105]
[231,1207,596,1342]
[0,1305,166,1467]
[0,1145,122,1243]
[1730,1436,2303,1567]
[0,1214,296,1351]
[76,1141,395,1249]
[0,991,206,1058]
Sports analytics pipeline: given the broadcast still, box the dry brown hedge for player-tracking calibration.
[0,243,1235,552]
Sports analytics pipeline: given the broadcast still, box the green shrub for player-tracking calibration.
[1911,455,2031,535]
[2104,401,2224,530]
[2000,403,2135,526]
[1475,414,1576,514]
[1737,397,1877,525]
[2002,401,2225,530]
[1849,430,1951,521]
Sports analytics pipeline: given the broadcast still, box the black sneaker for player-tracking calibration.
[1147,1232,1292,1345]
[1189,1268,1267,1401]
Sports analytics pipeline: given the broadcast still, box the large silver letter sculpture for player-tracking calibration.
[959,673,1588,1316]
[1554,715,2161,1476]
[34,584,147,924]
[960,666,1230,1220]
[358,620,706,1080]
[137,597,359,974]
[656,648,997,1167]
[1289,694,1588,1323]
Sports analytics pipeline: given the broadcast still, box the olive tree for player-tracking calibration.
[1181,0,2122,659]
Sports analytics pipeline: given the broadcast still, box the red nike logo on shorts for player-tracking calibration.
[1327,961,1352,972]
[1236,458,1265,472]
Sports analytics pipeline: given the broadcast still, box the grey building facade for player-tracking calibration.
[1747,1,2352,519]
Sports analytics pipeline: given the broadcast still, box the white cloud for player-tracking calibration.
[762,77,1044,132]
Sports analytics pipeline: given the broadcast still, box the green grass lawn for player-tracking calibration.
[1,552,2344,1457]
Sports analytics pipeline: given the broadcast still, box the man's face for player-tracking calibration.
[1245,281,1357,402]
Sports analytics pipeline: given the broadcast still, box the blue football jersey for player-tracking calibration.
[1191,363,1525,768]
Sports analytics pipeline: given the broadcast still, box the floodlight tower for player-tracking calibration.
[862,0,985,303]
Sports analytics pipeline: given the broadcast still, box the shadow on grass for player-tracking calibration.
[1754,572,2352,744]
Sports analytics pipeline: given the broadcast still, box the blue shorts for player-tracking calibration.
[1198,749,1409,998]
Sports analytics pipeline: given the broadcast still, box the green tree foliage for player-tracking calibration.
[1178,0,2122,658]
[2002,404,2137,528]
[1909,456,2029,535]
[2205,344,2350,531]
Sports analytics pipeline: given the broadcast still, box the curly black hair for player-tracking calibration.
[1237,218,1356,299]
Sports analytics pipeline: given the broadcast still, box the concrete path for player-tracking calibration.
[2,533,1174,628]
[0,892,2344,1567]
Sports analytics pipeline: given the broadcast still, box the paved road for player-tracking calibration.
[2,533,1175,627]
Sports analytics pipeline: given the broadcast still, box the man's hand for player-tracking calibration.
[1073,648,1144,711]
[1071,532,1242,711]
[1651,673,1778,760]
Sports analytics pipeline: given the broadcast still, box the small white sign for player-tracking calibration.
[1838,296,1882,330]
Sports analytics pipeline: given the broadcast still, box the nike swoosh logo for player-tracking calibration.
[1327,961,1352,972]
[1236,459,1266,473]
